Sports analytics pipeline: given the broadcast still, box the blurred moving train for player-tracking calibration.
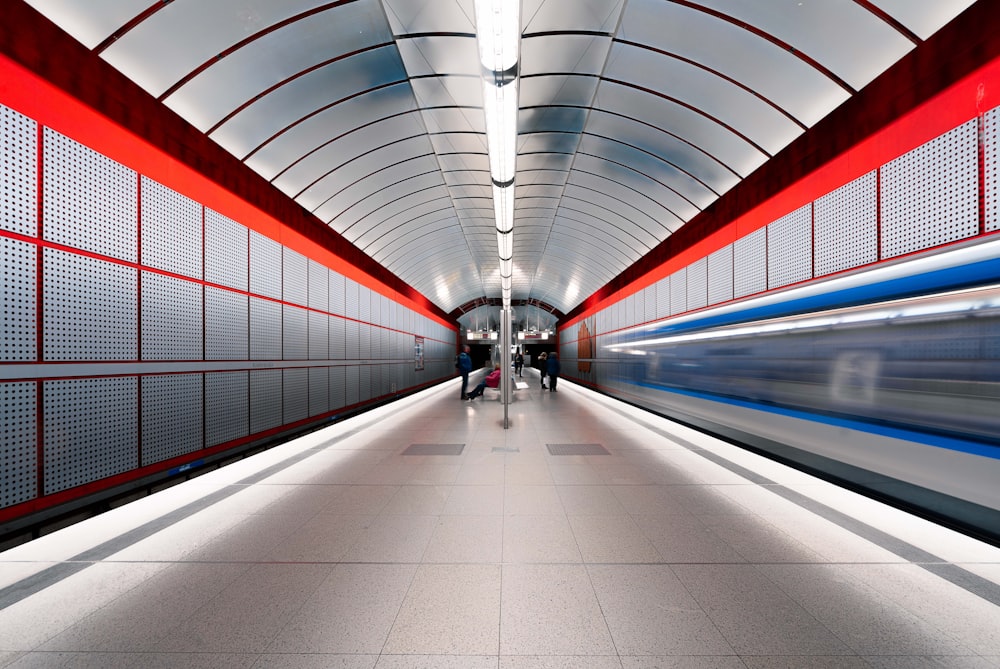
[597,244,1000,544]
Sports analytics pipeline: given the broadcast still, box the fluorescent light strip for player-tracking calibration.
[475,0,520,307]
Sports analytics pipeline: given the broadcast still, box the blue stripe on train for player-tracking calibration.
[634,381,1000,460]
[633,256,1000,340]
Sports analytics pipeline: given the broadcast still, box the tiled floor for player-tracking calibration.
[1,370,999,668]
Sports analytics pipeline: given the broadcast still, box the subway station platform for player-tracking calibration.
[1,370,999,669]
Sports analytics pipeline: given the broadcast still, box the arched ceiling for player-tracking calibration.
[23,0,977,323]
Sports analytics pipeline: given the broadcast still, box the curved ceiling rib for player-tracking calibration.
[22,0,979,330]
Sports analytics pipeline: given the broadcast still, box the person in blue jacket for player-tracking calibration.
[546,351,560,392]
[456,345,472,399]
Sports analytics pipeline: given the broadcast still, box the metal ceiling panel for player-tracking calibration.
[244,83,418,179]
[21,0,974,317]
[593,80,768,178]
[396,35,479,77]
[574,134,716,214]
[604,42,802,156]
[520,35,612,76]
[871,0,975,40]
[313,155,443,225]
[619,0,849,127]
[583,109,740,197]
[164,6,393,131]
[520,75,600,108]
[522,0,624,33]
[332,175,449,232]
[692,0,912,90]
[22,0,150,48]
[210,46,408,158]
[283,134,435,212]
[383,0,476,35]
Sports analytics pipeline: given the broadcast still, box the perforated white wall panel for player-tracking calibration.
[250,297,281,360]
[670,268,687,315]
[249,231,281,299]
[687,258,708,311]
[768,205,812,289]
[624,293,636,327]
[330,366,346,410]
[309,259,329,311]
[206,371,249,447]
[984,107,1000,233]
[206,287,248,360]
[309,311,329,360]
[655,276,670,319]
[734,227,767,298]
[43,129,137,262]
[330,271,346,315]
[1,381,37,508]
[642,284,655,323]
[309,367,330,416]
[346,279,360,320]
[358,285,372,323]
[1,104,37,237]
[345,365,360,406]
[140,177,202,278]
[44,376,138,494]
[359,365,372,402]
[283,367,309,423]
[250,369,282,433]
[205,209,248,290]
[141,374,203,465]
[2,237,37,361]
[283,248,308,306]
[881,120,978,258]
[358,323,371,359]
[44,248,137,361]
[283,305,308,360]
[814,171,878,276]
[707,245,733,305]
[142,271,203,360]
[345,320,360,360]
[330,316,346,359]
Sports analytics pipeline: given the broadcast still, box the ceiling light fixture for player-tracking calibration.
[475,0,520,309]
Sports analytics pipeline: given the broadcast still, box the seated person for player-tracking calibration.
[466,363,502,399]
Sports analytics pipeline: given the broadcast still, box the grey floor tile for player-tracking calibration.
[422,515,503,563]
[253,655,377,669]
[757,563,976,657]
[381,485,452,516]
[38,562,251,652]
[502,657,623,668]
[266,564,416,654]
[568,516,661,563]
[671,564,852,656]
[588,564,733,656]
[619,658,745,669]
[556,486,626,516]
[340,514,438,563]
[443,485,504,515]
[633,514,747,564]
[152,563,332,653]
[383,564,501,655]
[503,485,564,515]
[375,655,497,668]
[502,515,582,564]
[500,564,616,656]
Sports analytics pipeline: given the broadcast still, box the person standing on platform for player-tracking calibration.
[456,345,472,399]
[514,350,524,377]
[538,352,548,389]
[546,351,560,392]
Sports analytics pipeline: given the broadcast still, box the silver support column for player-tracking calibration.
[500,307,512,429]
